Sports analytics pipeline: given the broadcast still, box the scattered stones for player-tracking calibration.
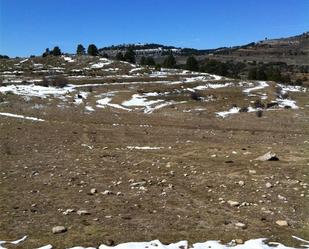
[228,200,240,207]
[255,151,279,161]
[101,190,113,195]
[235,222,247,229]
[52,226,67,234]
[62,209,75,215]
[276,220,289,226]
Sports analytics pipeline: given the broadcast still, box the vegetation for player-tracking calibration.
[124,48,136,63]
[0,55,9,59]
[87,44,99,56]
[185,56,199,71]
[52,46,62,56]
[76,44,86,55]
[140,56,155,66]
[163,53,176,68]
[116,52,124,61]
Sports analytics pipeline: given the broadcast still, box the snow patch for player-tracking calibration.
[127,146,163,150]
[216,107,241,118]
[243,81,269,93]
[0,112,44,122]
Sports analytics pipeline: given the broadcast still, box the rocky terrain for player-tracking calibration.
[0,55,308,249]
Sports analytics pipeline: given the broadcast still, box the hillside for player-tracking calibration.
[0,54,308,248]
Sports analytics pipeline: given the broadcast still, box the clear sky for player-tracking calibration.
[0,0,308,57]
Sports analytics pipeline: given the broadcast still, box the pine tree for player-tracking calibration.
[42,48,50,57]
[163,53,176,68]
[116,52,124,61]
[52,46,61,56]
[124,48,136,63]
[76,44,86,55]
[145,57,155,66]
[140,56,147,65]
[87,44,99,56]
[186,55,199,71]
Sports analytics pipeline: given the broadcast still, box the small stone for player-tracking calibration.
[235,222,247,229]
[235,239,244,244]
[255,151,279,161]
[90,188,97,194]
[276,220,289,226]
[265,182,273,188]
[77,210,90,215]
[228,200,240,207]
[238,181,245,186]
[249,170,256,174]
[106,239,115,246]
[52,226,67,234]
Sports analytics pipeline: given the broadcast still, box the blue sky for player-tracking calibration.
[0,0,308,57]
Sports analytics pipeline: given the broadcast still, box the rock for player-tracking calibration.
[235,239,244,244]
[265,182,273,188]
[255,151,279,161]
[106,239,115,246]
[77,210,91,215]
[249,170,256,174]
[101,190,113,195]
[52,226,67,234]
[276,220,289,226]
[228,200,240,207]
[90,188,97,194]
[238,181,245,186]
[235,222,247,229]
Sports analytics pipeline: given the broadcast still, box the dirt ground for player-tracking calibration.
[0,58,308,248]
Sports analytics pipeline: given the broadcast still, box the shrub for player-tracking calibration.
[51,76,68,87]
[186,55,199,71]
[239,107,248,112]
[190,91,202,101]
[254,99,264,109]
[39,76,68,88]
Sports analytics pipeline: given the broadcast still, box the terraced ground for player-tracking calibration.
[0,56,308,249]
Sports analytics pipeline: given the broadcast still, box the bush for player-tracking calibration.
[186,55,199,71]
[190,91,202,101]
[40,76,68,88]
[254,99,264,109]
[239,107,248,112]
[163,53,176,68]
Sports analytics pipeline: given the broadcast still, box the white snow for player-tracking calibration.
[0,236,27,249]
[85,106,95,112]
[0,112,44,121]
[91,58,112,69]
[19,58,29,64]
[122,94,164,107]
[0,84,75,98]
[278,84,307,93]
[62,56,75,63]
[97,97,131,111]
[216,107,241,118]
[0,237,307,249]
[36,245,53,249]
[127,146,163,150]
[243,81,269,93]
[193,83,233,90]
[276,98,299,109]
